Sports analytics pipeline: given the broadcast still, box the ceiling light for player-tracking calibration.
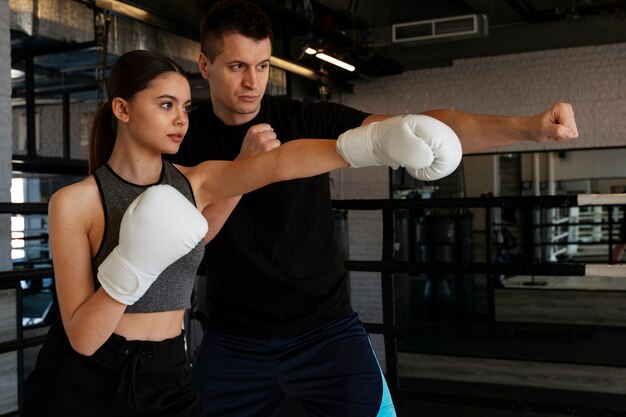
[270,56,320,81]
[314,53,355,72]
[95,0,149,20]
[305,47,317,55]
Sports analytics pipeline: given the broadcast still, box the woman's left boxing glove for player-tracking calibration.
[97,184,208,305]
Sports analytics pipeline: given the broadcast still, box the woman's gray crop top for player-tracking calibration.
[92,161,205,313]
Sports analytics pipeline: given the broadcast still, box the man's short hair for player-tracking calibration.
[200,0,273,62]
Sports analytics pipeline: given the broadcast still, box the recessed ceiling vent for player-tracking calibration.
[392,14,488,44]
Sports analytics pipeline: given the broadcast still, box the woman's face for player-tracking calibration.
[123,71,192,155]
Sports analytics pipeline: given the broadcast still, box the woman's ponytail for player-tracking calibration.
[88,100,115,174]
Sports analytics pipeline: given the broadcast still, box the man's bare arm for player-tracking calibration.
[362,102,578,154]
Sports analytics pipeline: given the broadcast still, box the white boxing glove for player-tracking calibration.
[97,184,208,305]
[336,115,463,181]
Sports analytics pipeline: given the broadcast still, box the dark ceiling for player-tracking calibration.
[120,0,626,77]
[10,0,626,102]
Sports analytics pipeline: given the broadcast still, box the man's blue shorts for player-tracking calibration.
[192,312,396,417]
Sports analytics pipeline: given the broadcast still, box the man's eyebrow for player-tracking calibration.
[226,58,271,65]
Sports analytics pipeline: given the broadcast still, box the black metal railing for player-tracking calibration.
[333,195,626,416]
[3,195,626,416]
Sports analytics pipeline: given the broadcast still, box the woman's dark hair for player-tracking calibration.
[89,50,187,174]
[200,0,273,62]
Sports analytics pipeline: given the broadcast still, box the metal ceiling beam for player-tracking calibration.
[459,0,490,14]
[255,0,357,49]
[85,0,198,40]
[256,0,405,78]
[11,62,101,98]
[504,0,536,22]
[11,38,97,66]
[504,0,626,23]
[12,83,100,99]
[566,0,626,17]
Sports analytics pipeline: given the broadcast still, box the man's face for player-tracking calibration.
[199,33,272,126]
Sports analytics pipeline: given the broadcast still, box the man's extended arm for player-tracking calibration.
[362,102,578,154]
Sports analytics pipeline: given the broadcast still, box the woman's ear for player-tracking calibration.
[111,97,130,123]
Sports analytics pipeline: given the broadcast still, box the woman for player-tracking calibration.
[19,50,353,417]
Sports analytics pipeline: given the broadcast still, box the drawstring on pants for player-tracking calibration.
[117,342,155,409]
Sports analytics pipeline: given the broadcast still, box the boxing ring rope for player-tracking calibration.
[344,259,626,278]
[0,202,51,288]
[0,202,50,413]
[3,194,626,415]
[334,192,626,209]
[332,192,626,416]
[578,192,626,206]
[334,192,626,278]
[0,202,48,214]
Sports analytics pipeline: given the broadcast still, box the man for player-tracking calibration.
[170,1,578,416]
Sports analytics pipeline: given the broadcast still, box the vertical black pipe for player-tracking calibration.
[608,205,615,263]
[485,207,495,320]
[25,56,37,157]
[381,208,399,392]
[16,283,24,409]
[63,92,70,159]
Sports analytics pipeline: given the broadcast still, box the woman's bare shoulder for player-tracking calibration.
[49,176,101,219]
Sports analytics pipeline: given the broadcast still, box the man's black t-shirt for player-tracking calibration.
[170,95,369,337]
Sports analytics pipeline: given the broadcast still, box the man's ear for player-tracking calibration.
[111,97,130,123]
[198,53,210,81]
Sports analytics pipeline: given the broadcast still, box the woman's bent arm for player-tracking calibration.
[49,182,127,356]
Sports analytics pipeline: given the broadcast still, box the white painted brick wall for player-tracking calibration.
[343,42,626,153]
[330,167,387,321]
[333,43,626,367]
[330,167,389,369]
[11,102,97,159]
[0,1,17,414]
[1,0,12,272]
